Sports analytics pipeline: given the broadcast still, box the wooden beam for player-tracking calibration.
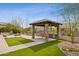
[44,24,49,42]
[32,25,35,39]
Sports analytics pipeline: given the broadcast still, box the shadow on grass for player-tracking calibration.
[15,37,33,44]
[19,39,33,44]
[29,40,62,52]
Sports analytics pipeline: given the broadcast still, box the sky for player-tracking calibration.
[0,3,64,28]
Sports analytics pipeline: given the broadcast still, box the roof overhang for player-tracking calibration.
[30,19,62,26]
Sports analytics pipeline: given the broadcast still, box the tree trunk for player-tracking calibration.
[71,31,74,44]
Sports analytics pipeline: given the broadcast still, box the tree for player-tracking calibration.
[5,23,15,32]
[10,16,24,34]
[60,4,79,43]
[0,23,15,33]
[11,16,28,28]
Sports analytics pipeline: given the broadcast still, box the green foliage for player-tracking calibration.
[67,33,71,36]
[0,27,6,32]
[0,24,14,32]
[10,18,25,34]
[0,23,24,34]
[12,27,24,34]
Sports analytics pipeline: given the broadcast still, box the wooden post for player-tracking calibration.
[57,25,59,39]
[44,24,49,42]
[32,25,35,39]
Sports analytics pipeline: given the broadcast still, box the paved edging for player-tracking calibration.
[0,35,8,51]
[0,35,55,55]
[0,41,45,54]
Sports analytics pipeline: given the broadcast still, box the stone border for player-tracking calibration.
[58,41,79,56]
[58,42,67,56]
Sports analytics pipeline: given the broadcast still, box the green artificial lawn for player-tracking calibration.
[5,37,33,46]
[0,40,64,56]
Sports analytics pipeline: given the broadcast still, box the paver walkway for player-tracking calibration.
[0,35,8,52]
[0,35,55,54]
[0,35,46,54]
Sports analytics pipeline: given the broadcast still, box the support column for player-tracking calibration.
[44,24,49,42]
[57,25,59,39]
[32,25,35,39]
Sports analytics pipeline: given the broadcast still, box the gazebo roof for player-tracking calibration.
[30,19,62,26]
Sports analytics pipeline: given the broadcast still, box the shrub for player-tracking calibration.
[62,46,79,52]
[3,34,7,37]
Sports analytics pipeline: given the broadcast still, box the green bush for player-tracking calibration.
[12,27,24,34]
[0,23,24,34]
[67,33,71,36]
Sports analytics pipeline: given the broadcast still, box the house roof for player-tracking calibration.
[30,19,62,26]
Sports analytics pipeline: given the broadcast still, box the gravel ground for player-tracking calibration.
[59,41,79,56]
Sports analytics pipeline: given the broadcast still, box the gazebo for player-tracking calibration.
[30,19,62,42]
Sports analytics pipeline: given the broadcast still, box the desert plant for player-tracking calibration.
[3,34,7,37]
